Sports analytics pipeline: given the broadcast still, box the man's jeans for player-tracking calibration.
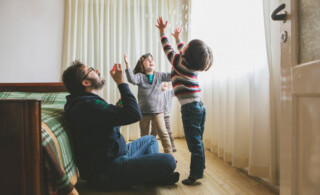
[181,101,206,179]
[90,135,177,190]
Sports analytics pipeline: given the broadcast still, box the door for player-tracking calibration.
[279,0,320,194]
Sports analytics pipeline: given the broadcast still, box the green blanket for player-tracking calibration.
[0,92,77,195]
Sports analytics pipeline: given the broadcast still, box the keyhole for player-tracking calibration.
[281,31,288,43]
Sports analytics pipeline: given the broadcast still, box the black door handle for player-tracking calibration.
[271,3,287,22]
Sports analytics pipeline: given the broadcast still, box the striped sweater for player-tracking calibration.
[160,32,201,101]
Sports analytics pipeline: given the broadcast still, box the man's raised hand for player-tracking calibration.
[110,63,124,85]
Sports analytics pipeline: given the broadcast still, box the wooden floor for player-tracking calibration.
[76,139,277,195]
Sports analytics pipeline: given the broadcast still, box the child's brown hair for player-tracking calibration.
[183,39,213,71]
[133,53,154,74]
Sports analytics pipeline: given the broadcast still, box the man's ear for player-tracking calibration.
[82,79,91,87]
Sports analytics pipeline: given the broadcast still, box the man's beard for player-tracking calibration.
[88,77,105,90]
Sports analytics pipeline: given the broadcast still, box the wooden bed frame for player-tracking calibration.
[0,83,66,195]
[0,82,66,92]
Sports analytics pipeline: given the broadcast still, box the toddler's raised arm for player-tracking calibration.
[156,17,182,68]
[171,28,185,54]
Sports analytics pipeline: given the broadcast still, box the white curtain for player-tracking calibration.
[62,0,190,141]
[190,0,278,183]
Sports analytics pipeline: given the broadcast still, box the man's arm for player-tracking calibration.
[104,83,141,126]
[75,83,141,127]
[107,63,142,126]
[115,83,142,125]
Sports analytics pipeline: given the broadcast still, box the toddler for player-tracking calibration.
[151,82,176,152]
[156,17,213,185]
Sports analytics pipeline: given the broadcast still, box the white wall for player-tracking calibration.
[0,0,65,83]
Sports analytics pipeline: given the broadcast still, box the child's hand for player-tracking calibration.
[124,54,130,69]
[171,28,182,40]
[155,17,168,33]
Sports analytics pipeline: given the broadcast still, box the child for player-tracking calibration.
[124,53,173,154]
[156,17,213,185]
[151,82,176,152]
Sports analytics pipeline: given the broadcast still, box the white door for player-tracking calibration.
[279,0,320,194]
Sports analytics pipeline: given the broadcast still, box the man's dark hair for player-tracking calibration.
[183,39,213,71]
[62,60,86,95]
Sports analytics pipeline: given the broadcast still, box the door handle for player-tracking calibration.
[271,3,287,22]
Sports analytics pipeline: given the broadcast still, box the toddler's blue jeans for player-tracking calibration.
[181,101,206,179]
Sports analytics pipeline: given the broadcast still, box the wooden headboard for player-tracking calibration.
[0,82,67,195]
[0,82,66,92]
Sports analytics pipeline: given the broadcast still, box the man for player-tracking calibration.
[62,61,179,190]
